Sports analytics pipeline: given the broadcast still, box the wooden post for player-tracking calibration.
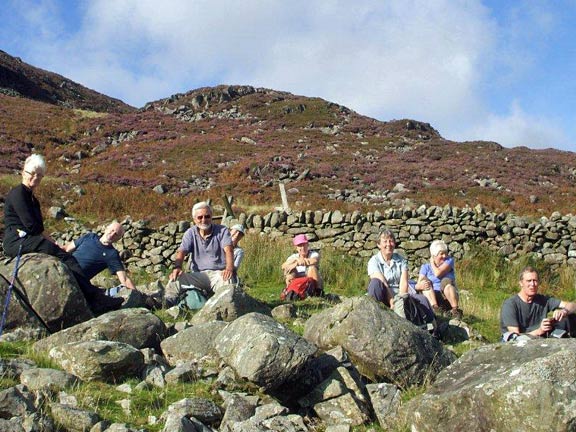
[279,183,289,211]
[222,195,235,219]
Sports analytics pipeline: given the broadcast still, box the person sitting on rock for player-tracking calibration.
[500,266,576,341]
[2,154,122,315]
[415,240,462,320]
[65,221,136,292]
[165,201,234,308]
[366,230,408,308]
[281,234,323,299]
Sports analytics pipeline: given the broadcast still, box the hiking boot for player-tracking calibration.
[450,308,463,321]
[89,294,124,316]
[144,295,163,311]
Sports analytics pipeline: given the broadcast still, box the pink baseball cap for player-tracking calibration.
[293,234,309,246]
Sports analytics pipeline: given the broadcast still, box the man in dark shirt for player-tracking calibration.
[500,266,576,340]
[65,222,136,290]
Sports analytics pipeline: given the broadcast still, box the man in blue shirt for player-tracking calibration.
[165,202,234,307]
[65,222,136,291]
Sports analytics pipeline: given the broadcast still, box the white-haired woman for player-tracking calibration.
[415,240,462,320]
[3,154,122,314]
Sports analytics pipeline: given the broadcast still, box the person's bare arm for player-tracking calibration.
[116,271,136,290]
[429,258,452,278]
[398,270,409,295]
[222,245,234,281]
[553,301,576,321]
[369,271,387,284]
[282,256,298,274]
[415,274,432,291]
[169,250,187,281]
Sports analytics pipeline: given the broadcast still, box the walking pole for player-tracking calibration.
[0,229,27,337]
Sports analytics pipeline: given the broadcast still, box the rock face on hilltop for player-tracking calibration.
[0,50,135,113]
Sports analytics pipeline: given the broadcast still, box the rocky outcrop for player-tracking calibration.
[402,338,576,431]
[304,296,456,386]
[0,253,93,332]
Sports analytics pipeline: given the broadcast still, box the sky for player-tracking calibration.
[1,0,575,152]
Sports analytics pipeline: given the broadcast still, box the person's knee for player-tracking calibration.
[367,279,389,303]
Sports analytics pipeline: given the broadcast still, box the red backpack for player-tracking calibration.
[280,277,318,300]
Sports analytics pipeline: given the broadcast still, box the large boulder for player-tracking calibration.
[402,338,576,432]
[189,284,271,325]
[33,308,167,353]
[49,340,144,382]
[161,321,227,366]
[0,254,93,332]
[303,296,455,386]
[214,312,317,391]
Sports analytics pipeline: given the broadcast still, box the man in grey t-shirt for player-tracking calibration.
[165,202,233,306]
[500,266,576,340]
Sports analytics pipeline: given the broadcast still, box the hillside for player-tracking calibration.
[1,50,576,227]
[0,50,134,113]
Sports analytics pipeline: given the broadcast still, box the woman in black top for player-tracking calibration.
[3,154,122,313]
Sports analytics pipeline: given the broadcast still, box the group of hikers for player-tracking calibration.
[3,154,576,342]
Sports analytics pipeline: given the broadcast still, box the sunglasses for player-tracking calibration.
[24,170,43,178]
[196,215,212,220]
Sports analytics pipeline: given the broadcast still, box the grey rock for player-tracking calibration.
[303,296,455,386]
[190,285,271,325]
[33,308,167,353]
[403,339,576,431]
[215,313,317,390]
[366,383,401,430]
[0,384,36,418]
[19,367,78,393]
[164,397,222,425]
[50,402,100,432]
[49,340,144,382]
[0,254,93,332]
[161,321,227,366]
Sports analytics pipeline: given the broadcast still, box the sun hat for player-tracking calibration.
[230,224,245,234]
[293,234,309,246]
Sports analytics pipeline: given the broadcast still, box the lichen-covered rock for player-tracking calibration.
[303,296,455,386]
[48,340,144,382]
[20,367,78,393]
[215,312,317,390]
[403,338,576,431]
[33,308,167,353]
[189,284,271,325]
[0,253,93,332]
[161,321,227,366]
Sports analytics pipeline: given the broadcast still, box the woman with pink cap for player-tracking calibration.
[281,234,323,297]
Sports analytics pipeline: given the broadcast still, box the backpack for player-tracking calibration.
[281,276,318,301]
[394,294,437,334]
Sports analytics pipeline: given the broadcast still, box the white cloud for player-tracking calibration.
[3,0,575,151]
[457,101,569,150]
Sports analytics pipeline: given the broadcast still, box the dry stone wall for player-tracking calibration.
[55,204,576,278]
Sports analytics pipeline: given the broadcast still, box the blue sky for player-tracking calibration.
[1,0,575,152]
